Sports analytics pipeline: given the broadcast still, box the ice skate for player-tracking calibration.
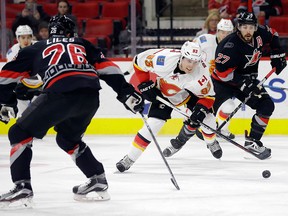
[217,129,235,139]
[73,173,110,201]
[207,140,222,159]
[163,138,185,157]
[0,181,34,209]
[244,135,271,160]
[116,155,135,172]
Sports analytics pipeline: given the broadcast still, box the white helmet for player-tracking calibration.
[217,19,234,32]
[16,25,33,39]
[180,41,202,62]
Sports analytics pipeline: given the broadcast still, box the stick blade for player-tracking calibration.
[171,178,180,190]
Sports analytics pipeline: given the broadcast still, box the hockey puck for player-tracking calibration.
[262,170,271,178]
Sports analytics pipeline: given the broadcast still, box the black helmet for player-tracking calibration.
[48,15,75,37]
[237,12,258,26]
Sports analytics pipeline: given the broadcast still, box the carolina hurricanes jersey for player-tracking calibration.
[212,25,281,86]
[134,48,215,108]
[0,36,134,105]
[6,41,38,62]
[194,34,218,74]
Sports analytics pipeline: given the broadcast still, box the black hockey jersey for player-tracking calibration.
[0,37,134,105]
[212,25,281,86]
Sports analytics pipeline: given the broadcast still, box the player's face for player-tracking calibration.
[18,35,33,48]
[217,30,232,42]
[238,24,257,43]
[180,57,199,74]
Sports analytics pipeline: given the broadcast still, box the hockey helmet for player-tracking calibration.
[48,15,75,37]
[217,19,234,32]
[180,41,202,62]
[15,25,33,39]
[237,12,258,26]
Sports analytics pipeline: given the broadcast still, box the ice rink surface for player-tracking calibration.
[0,134,287,216]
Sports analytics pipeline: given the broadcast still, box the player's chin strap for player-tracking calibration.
[156,96,268,160]
[217,67,276,131]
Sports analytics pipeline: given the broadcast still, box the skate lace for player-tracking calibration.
[121,156,134,168]
[245,141,265,153]
[79,179,93,190]
[208,141,220,152]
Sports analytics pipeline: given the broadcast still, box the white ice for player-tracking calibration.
[0,135,288,216]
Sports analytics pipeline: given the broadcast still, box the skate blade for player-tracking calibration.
[0,197,34,209]
[244,155,272,160]
[73,191,110,202]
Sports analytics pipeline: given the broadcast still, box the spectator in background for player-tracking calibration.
[36,21,49,40]
[0,21,14,57]
[196,11,220,37]
[12,0,51,36]
[57,0,78,34]
[208,0,236,19]
[237,0,283,25]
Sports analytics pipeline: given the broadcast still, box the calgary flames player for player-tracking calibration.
[116,41,222,173]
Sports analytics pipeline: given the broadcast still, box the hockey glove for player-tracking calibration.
[137,80,160,103]
[189,104,208,128]
[14,75,43,100]
[0,104,18,124]
[270,50,287,75]
[119,91,144,114]
[240,78,261,97]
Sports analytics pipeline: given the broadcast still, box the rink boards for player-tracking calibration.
[0,59,288,135]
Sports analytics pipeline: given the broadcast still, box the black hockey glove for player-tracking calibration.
[270,50,287,75]
[14,75,43,100]
[0,104,18,124]
[239,78,261,97]
[137,80,160,103]
[14,83,42,100]
[189,104,208,128]
[118,91,144,114]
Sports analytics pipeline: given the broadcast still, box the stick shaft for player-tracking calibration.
[140,112,180,190]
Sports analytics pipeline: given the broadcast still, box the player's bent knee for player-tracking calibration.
[8,124,32,145]
[56,133,86,153]
[257,98,275,116]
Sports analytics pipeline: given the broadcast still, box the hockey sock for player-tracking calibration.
[249,114,269,140]
[177,124,196,143]
[8,124,33,183]
[202,130,216,145]
[128,133,150,162]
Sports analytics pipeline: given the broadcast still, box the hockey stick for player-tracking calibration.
[156,96,267,160]
[140,112,180,190]
[263,84,288,91]
[217,67,276,131]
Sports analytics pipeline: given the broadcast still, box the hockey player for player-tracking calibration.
[6,25,37,62]
[116,41,222,173]
[212,12,287,159]
[6,25,40,118]
[0,15,144,206]
[194,18,235,139]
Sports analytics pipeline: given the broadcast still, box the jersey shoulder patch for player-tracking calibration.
[199,35,207,43]
[156,55,166,66]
